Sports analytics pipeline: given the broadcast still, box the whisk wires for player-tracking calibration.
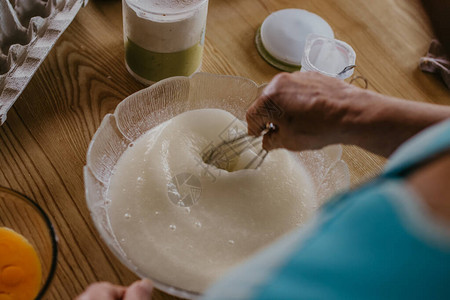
[202,123,275,170]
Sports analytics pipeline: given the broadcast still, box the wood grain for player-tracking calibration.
[0,0,449,299]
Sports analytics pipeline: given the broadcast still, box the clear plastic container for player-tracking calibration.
[122,0,209,85]
[301,34,356,79]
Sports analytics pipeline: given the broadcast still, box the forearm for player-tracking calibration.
[341,89,450,157]
[247,72,450,154]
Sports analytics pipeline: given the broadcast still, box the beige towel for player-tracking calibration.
[420,39,450,89]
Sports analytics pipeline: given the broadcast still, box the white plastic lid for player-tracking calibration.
[260,9,334,67]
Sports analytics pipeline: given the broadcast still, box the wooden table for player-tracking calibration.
[1,0,449,299]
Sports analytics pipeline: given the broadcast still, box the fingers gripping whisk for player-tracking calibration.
[202,123,276,171]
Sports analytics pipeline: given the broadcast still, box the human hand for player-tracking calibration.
[247,71,450,156]
[76,279,153,300]
[246,72,361,151]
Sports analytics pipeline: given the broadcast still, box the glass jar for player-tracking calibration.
[123,0,209,84]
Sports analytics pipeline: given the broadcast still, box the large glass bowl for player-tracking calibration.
[84,72,349,298]
[0,186,58,300]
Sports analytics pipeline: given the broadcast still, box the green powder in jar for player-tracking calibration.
[125,39,204,83]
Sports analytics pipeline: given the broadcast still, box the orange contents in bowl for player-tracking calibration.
[0,227,42,300]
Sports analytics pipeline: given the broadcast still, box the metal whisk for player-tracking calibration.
[202,123,276,170]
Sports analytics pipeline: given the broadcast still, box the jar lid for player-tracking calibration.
[255,9,334,72]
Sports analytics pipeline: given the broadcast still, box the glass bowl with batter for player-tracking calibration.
[84,73,350,299]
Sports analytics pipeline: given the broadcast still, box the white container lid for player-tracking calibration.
[256,9,334,71]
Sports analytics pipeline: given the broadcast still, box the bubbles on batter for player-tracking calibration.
[107,109,318,293]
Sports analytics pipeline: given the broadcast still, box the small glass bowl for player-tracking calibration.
[0,186,58,299]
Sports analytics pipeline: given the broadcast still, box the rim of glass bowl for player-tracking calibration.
[84,72,350,299]
[0,186,58,300]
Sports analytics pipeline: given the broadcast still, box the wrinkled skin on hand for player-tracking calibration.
[246,72,360,151]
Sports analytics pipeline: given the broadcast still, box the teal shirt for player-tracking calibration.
[203,120,450,300]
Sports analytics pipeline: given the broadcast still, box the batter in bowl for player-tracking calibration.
[107,109,316,293]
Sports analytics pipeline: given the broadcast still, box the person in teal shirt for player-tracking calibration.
[204,104,450,300]
[78,1,450,299]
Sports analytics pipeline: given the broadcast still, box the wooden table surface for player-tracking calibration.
[1,0,449,299]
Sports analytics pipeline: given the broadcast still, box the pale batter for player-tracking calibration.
[107,109,316,293]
